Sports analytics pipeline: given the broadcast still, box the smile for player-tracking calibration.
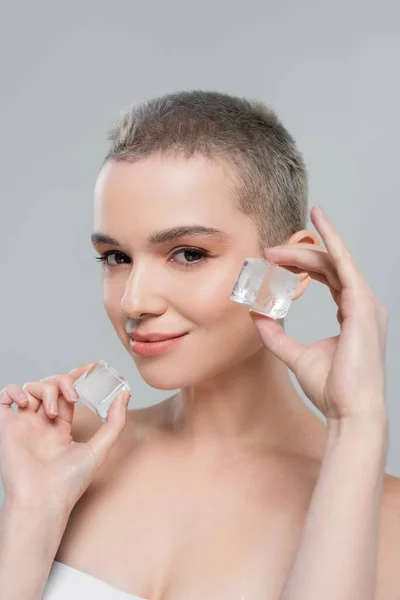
[129,333,188,356]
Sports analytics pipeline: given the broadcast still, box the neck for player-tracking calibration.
[166,346,327,461]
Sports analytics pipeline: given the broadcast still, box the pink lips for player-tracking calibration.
[129,332,188,356]
[130,331,187,343]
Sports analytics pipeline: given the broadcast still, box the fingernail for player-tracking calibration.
[49,403,58,416]
[18,391,29,404]
[83,363,97,379]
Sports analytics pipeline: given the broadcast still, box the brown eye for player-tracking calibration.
[170,247,211,268]
[95,252,130,266]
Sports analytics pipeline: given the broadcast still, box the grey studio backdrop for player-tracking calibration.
[1,0,399,506]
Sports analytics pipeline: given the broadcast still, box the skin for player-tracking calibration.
[1,153,399,599]
[92,154,326,454]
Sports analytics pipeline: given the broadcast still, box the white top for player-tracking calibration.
[42,560,148,600]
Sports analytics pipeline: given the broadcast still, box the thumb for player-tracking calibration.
[86,389,131,469]
[250,311,306,374]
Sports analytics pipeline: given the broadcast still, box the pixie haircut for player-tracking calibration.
[102,90,308,252]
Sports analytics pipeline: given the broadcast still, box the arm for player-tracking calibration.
[279,416,388,600]
[0,406,94,600]
[0,502,70,600]
[252,208,389,599]
[0,367,130,600]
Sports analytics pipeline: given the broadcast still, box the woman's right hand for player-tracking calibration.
[0,362,131,516]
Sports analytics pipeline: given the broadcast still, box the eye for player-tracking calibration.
[169,247,212,268]
[95,251,130,266]
[95,247,212,269]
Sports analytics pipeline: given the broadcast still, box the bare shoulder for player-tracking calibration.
[382,472,400,501]
[381,473,400,532]
[71,398,171,444]
[56,402,167,565]
[377,473,400,598]
[70,405,100,441]
[64,402,169,513]
[381,473,400,527]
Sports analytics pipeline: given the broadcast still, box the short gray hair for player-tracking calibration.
[103,90,308,252]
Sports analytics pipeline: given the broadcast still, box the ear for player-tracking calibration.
[284,229,321,301]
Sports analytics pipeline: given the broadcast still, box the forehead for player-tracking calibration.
[93,154,241,231]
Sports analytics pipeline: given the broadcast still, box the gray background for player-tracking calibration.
[1,0,399,505]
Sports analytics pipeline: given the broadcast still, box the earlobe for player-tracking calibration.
[282,229,320,300]
[293,272,312,301]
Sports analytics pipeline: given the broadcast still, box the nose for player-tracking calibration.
[120,264,168,319]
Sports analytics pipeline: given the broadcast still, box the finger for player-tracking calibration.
[301,270,342,307]
[39,373,80,405]
[36,363,98,420]
[22,381,60,419]
[37,375,80,423]
[40,362,98,392]
[0,385,30,409]
[310,206,366,290]
[21,363,98,423]
[68,362,99,382]
[274,262,341,308]
[281,266,342,309]
[263,246,341,292]
[86,390,131,469]
[250,311,307,374]
[36,382,76,425]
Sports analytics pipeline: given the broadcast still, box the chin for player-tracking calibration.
[128,351,206,389]
[130,350,254,391]
[124,326,262,390]
[135,367,192,391]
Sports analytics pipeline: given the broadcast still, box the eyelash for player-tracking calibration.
[94,247,213,270]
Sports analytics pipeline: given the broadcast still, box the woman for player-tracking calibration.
[0,91,393,599]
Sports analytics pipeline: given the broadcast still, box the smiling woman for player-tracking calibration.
[0,90,395,600]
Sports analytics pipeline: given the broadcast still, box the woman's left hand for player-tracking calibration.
[250,206,388,425]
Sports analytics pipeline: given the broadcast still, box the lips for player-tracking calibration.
[129,332,188,356]
[129,332,187,343]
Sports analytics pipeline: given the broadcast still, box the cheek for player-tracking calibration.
[178,268,236,322]
[102,279,124,323]
[208,267,263,348]
[177,269,261,353]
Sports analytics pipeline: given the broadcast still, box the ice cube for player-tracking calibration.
[230,258,299,319]
[73,360,130,421]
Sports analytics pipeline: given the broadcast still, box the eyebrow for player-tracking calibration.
[90,225,230,248]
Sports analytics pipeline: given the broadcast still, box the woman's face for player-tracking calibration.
[92,154,266,389]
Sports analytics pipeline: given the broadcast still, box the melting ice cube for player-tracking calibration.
[230,259,299,319]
